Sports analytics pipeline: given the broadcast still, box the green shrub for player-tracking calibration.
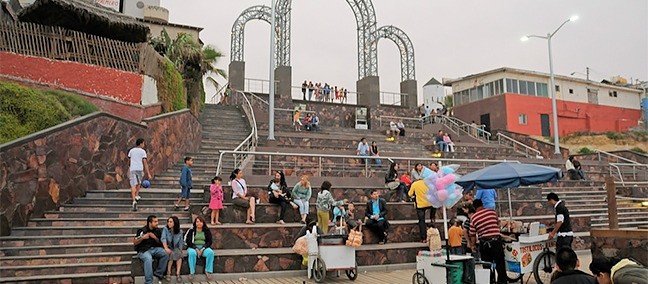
[46,90,98,117]
[0,82,70,132]
[605,131,624,140]
[631,147,647,154]
[578,147,596,154]
[0,82,98,143]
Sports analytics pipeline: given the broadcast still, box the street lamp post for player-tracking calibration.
[268,0,276,141]
[522,15,578,155]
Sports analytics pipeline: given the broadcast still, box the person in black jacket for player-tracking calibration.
[551,247,596,284]
[267,171,298,224]
[184,216,214,281]
[134,215,169,284]
[385,163,408,202]
[365,190,390,244]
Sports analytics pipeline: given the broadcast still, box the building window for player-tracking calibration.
[555,85,560,92]
[569,88,574,94]
[537,83,548,97]
[519,80,528,94]
[518,114,528,125]
[507,78,519,93]
[609,91,618,97]
[526,81,536,96]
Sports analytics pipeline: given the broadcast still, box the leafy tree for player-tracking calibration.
[149,29,227,114]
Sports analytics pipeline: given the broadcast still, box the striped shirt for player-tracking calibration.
[469,208,500,239]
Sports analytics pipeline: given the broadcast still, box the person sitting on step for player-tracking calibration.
[364,189,390,244]
[184,216,214,281]
[134,215,169,284]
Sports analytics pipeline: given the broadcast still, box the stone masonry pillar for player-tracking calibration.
[356,76,381,107]
[274,66,292,108]
[228,61,245,91]
[400,79,418,109]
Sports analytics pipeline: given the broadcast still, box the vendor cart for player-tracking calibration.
[413,252,491,284]
[307,230,358,283]
[504,233,556,284]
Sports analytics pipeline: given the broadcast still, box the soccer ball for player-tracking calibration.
[142,180,150,188]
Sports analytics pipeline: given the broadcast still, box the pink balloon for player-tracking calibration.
[436,189,449,202]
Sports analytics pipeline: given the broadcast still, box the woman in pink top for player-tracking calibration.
[443,133,455,152]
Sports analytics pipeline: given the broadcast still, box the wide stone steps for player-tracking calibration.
[0,242,133,257]
[0,234,133,248]
[0,271,131,284]
[0,251,134,266]
[0,261,130,278]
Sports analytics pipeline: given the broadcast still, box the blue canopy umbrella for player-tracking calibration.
[455,162,563,219]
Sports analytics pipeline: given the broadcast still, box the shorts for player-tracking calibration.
[180,186,191,199]
[129,171,143,187]
[232,197,250,208]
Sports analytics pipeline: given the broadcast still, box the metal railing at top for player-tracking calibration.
[496,133,543,159]
[214,150,519,177]
[440,115,492,142]
[609,163,648,186]
[244,78,279,94]
[229,91,258,169]
[380,91,409,107]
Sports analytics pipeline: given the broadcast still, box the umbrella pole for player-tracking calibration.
[508,188,513,223]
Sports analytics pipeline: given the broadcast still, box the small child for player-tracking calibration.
[209,176,223,225]
[316,181,347,234]
[333,203,358,233]
[174,157,192,211]
[270,178,283,198]
[448,220,464,255]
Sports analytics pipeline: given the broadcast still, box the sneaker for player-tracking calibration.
[132,201,138,212]
[135,195,141,201]
[183,207,190,211]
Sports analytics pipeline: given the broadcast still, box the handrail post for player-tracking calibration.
[319,157,322,177]
[605,177,619,229]
[365,159,369,177]
[268,155,272,175]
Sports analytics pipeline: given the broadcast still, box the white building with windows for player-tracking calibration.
[445,67,642,136]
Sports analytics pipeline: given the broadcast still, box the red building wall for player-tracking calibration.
[504,94,641,136]
[0,52,143,104]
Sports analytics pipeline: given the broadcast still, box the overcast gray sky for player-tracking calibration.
[161,0,647,101]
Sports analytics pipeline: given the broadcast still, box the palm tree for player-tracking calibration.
[150,29,227,114]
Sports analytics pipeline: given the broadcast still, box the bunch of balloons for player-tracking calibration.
[421,164,464,208]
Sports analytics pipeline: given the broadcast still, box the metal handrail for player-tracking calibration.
[597,150,641,165]
[608,162,648,186]
[215,150,520,177]
[496,133,542,158]
[230,91,258,170]
[441,115,492,142]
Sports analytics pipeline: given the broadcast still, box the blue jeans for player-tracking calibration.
[294,199,309,215]
[188,246,215,274]
[359,153,369,164]
[138,247,169,284]
[437,141,447,152]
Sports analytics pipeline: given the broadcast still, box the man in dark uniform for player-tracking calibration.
[547,192,574,249]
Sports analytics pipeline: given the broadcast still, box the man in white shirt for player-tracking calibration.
[357,138,370,165]
[129,138,152,211]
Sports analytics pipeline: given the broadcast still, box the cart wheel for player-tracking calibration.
[346,263,358,281]
[312,257,327,283]
[411,271,429,284]
[533,250,556,284]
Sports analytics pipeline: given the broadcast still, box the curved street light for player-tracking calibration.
[521,15,578,155]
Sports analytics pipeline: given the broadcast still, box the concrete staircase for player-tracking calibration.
[0,104,250,283]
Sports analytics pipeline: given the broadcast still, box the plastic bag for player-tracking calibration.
[292,235,308,255]
[426,227,442,251]
[346,223,363,247]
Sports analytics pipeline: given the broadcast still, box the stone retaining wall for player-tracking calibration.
[591,229,648,266]
[0,110,201,235]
